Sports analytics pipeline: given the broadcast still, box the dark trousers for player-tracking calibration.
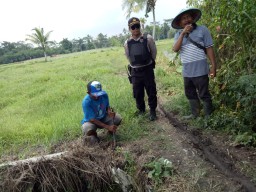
[131,66,157,112]
[184,75,212,102]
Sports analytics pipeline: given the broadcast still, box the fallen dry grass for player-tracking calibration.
[0,143,149,192]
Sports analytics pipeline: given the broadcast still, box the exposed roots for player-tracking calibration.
[0,145,148,192]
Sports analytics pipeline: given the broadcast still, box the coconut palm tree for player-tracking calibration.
[140,17,147,31]
[26,27,52,62]
[122,0,157,39]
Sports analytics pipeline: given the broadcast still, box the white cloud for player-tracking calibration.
[0,0,187,42]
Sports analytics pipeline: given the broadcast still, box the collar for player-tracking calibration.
[130,33,143,41]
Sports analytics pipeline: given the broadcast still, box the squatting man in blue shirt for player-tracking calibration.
[172,8,217,119]
[81,81,122,145]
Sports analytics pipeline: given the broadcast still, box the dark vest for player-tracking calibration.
[127,33,152,67]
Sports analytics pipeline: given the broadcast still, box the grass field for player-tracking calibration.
[0,39,187,159]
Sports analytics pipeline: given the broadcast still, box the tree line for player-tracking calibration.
[0,21,174,65]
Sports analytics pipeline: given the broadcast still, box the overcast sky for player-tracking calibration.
[1,0,187,43]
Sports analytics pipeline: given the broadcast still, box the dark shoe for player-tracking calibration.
[90,135,100,145]
[149,110,157,121]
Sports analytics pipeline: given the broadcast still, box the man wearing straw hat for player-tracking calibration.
[172,8,217,119]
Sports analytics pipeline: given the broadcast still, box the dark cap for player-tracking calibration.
[87,81,106,97]
[128,17,140,27]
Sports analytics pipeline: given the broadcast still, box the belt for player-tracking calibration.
[132,64,152,72]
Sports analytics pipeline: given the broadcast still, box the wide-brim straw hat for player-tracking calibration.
[171,8,202,29]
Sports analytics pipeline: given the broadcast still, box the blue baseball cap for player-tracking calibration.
[87,81,106,97]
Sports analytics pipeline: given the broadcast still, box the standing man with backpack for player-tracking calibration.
[172,8,217,119]
[124,17,157,121]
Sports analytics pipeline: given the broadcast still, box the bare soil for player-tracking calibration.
[156,103,256,192]
[1,102,256,192]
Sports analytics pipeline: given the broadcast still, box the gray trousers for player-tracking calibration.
[81,113,122,136]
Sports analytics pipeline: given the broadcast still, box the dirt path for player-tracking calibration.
[147,100,256,191]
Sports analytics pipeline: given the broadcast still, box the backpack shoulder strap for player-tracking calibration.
[186,35,207,54]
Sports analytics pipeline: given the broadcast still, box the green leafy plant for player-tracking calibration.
[145,157,174,186]
[235,132,256,147]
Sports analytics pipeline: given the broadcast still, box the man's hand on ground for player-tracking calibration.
[107,125,117,133]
